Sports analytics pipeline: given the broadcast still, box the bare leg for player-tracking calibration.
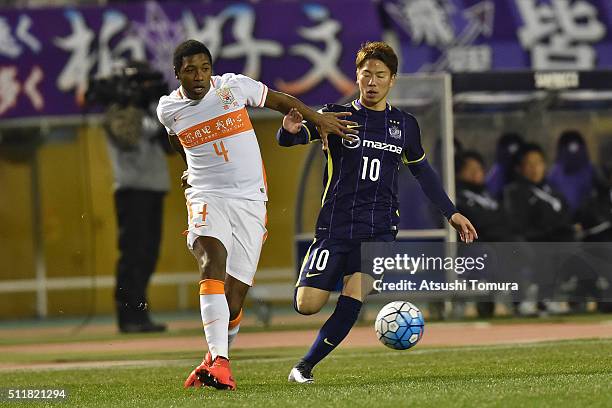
[224,275,249,349]
[294,286,331,315]
[342,272,374,302]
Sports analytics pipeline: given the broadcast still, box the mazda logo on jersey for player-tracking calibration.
[342,135,361,149]
[363,139,403,154]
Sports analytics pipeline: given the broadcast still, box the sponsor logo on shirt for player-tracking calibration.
[342,134,362,149]
[363,139,403,154]
[178,107,253,148]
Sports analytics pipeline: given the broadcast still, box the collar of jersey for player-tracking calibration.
[352,99,392,111]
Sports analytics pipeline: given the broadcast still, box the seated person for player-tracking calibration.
[456,151,512,317]
[504,143,575,242]
[548,130,594,216]
[575,166,612,242]
[574,141,612,313]
[563,142,612,313]
[456,151,510,242]
[504,144,579,314]
[486,132,524,200]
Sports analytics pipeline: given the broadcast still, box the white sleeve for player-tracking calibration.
[232,74,268,108]
[156,98,174,134]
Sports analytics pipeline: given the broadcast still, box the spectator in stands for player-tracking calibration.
[574,140,612,313]
[548,130,595,215]
[504,143,578,315]
[575,170,612,241]
[486,132,524,200]
[456,150,513,318]
[456,151,509,242]
[504,143,575,242]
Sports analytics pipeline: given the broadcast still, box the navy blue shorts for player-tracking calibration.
[296,234,395,291]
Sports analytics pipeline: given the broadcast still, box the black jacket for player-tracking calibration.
[456,181,509,242]
[575,175,612,241]
[504,177,575,242]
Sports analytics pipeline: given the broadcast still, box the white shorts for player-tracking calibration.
[184,189,267,286]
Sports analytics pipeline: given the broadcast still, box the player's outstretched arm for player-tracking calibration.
[409,159,478,243]
[265,90,357,150]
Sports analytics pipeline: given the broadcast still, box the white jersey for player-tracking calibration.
[157,73,269,201]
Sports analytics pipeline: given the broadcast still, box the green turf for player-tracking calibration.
[1,312,609,347]
[0,339,610,407]
[0,322,328,347]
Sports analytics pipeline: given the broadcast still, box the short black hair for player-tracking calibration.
[515,143,545,167]
[456,150,485,173]
[355,41,398,76]
[173,40,213,75]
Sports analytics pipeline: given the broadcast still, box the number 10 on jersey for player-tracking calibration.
[308,248,329,271]
[361,156,380,181]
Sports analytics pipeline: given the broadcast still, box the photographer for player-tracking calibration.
[89,61,171,333]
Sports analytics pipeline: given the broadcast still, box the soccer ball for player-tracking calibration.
[375,301,424,350]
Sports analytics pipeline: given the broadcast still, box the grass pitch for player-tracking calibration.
[1,339,611,407]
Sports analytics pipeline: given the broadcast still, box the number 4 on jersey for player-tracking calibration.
[213,141,229,162]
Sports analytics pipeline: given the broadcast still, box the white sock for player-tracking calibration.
[228,324,240,349]
[200,294,229,359]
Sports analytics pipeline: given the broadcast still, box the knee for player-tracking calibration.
[295,296,323,315]
[197,252,225,280]
[198,253,223,272]
[192,238,227,280]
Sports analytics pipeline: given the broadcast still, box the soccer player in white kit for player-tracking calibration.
[156,40,357,390]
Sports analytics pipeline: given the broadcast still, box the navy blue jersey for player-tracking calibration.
[280,100,429,239]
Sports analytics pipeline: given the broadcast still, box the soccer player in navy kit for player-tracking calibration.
[276,42,478,383]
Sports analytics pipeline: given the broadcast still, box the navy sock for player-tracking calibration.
[303,295,362,367]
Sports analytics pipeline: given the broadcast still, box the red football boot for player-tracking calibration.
[198,356,236,391]
[183,352,211,388]
[184,364,205,388]
[204,351,213,366]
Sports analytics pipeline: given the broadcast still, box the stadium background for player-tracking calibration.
[1,0,612,321]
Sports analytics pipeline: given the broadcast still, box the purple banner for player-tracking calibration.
[3,0,612,120]
[0,0,381,119]
[383,0,612,73]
